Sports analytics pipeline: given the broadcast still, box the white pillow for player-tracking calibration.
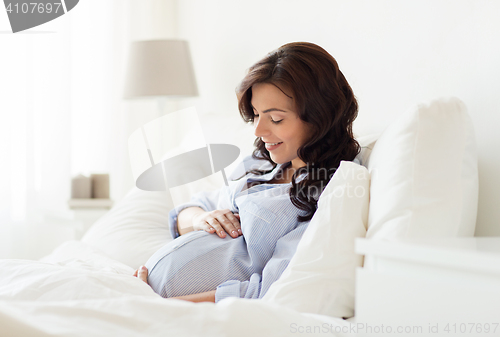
[366,96,478,240]
[81,188,174,269]
[262,161,369,319]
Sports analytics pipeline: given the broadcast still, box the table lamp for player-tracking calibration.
[123,39,198,99]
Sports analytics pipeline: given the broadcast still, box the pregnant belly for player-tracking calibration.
[144,231,255,298]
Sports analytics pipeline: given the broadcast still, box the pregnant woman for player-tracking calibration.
[133,41,360,303]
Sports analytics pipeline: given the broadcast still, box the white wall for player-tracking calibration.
[175,0,500,236]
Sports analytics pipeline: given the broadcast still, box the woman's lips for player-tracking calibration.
[265,142,283,151]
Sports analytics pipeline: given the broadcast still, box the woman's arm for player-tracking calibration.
[170,290,216,303]
[177,206,205,236]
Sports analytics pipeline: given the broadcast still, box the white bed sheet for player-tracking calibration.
[0,241,355,337]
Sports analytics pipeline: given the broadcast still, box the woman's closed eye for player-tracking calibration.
[253,114,283,124]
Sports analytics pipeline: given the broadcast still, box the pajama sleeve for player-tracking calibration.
[214,220,310,302]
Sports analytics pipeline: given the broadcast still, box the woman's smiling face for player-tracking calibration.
[251,82,311,170]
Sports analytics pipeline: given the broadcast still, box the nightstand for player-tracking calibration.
[354,237,500,337]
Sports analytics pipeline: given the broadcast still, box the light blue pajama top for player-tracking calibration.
[144,155,313,303]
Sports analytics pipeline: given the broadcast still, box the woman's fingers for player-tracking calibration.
[209,213,241,238]
[137,266,149,284]
[234,213,241,234]
[213,211,241,238]
[195,209,242,238]
[217,210,241,238]
[133,266,149,285]
[209,218,227,238]
[223,212,242,236]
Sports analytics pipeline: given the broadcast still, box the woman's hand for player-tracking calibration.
[133,266,149,284]
[192,209,242,238]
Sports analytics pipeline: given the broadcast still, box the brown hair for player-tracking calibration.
[236,42,360,222]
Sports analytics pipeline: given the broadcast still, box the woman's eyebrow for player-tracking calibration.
[251,106,288,113]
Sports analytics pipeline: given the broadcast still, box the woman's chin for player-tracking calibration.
[269,155,282,164]
[270,157,289,166]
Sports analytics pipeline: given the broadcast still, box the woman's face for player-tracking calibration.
[251,82,311,170]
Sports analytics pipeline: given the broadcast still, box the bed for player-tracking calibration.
[0,97,478,336]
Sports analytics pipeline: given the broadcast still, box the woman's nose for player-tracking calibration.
[254,117,269,138]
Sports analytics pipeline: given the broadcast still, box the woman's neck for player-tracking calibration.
[291,158,306,171]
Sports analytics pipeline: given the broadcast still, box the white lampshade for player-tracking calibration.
[123,39,198,99]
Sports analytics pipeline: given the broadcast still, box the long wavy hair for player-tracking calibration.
[236,42,360,222]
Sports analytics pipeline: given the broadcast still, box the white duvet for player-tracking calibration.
[0,241,354,337]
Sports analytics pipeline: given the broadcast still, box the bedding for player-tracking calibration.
[0,241,355,336]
